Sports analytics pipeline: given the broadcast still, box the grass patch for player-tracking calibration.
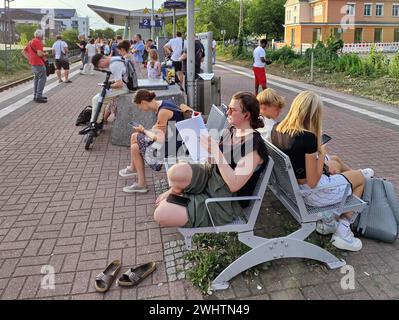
[184,207,343,295]
[217,46,399,107]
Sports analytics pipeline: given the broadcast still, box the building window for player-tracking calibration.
[332,28,343,39]
[374,28,383,42]
[376,4,384,16]
[355,28,363,43]
[287,10,291,21]
[293,16,297,23]
[394,28,399,42]
[393,4,399,17]
[347,3,355,16]
[313,28,322,42]
[291,29,295,47]
[313,5,323,16]
[364,4,372,16]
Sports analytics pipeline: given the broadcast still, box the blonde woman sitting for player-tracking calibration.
[271,91,366,251]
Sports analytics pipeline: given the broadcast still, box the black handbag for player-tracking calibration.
[45,60,56,76]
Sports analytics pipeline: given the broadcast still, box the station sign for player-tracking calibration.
[139,18,163,29]
[163,1,186,9]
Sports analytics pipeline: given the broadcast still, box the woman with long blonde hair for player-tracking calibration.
[271,91,366,252]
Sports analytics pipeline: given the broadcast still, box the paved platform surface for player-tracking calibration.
[0,62,398,300]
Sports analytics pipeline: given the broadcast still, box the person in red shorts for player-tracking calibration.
[252,39,268,95]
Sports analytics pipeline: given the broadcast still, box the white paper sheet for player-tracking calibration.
[175,113,210,161]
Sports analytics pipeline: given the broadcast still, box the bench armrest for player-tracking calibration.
[205,196,261,230]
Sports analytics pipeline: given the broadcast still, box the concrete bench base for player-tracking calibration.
[111,84,185,147]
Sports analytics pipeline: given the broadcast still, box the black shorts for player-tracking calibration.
[172,60,182,72]
[55,59,70,70]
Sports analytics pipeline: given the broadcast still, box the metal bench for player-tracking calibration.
[177,138,366,291]
[178,156,274,290]
[263,139,367,269]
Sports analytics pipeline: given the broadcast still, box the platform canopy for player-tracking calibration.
[88,4,187,26]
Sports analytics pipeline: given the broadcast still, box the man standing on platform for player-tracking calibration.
[253,39,268,95]
[22,29,48,103]
[164,32,186,88]
[131,34,145,78]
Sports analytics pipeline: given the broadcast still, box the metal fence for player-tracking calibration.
[342,42,399,54]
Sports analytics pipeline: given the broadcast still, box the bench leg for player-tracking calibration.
[211,237,346,291]
[238,231,269,249]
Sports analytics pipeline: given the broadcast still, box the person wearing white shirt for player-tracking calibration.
[256,88,285,142]
[82,38,98,75]
[164,31,186,87]
[212,39,217,65]
[253,39,268,95]
[52,35,71,83]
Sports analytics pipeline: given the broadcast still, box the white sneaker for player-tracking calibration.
[331,227,362,251]
[316,220,338,235]
[119,166,137,178]
[123,183,148,193]
[361,168,374,179]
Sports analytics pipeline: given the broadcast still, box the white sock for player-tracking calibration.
[336,219,350,236]
[322,212,335,225]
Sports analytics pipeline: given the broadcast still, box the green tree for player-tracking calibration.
[61,29,80,49]
[103,28,115,39]
[15,24,38,41]
[115,28,125,37]
[246,0,285,40]
[163,0,240,40]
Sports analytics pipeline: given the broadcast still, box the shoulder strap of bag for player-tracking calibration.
[30,41,46,64]
[382,179,399,225]
[358,177,375,233]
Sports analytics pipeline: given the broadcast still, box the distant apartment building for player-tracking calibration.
[0,13,16,43]
[4,8,89,39]
[284,0,399,49]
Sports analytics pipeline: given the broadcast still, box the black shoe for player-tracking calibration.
[35,98,47,103]
[33,97,47,102]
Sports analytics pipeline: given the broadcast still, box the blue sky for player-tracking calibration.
[6,0,166,29]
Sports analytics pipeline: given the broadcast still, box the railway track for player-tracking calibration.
[0,54,82,93]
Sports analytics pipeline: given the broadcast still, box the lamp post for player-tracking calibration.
[151,0,155,40]
[187,0,195,108]
[4,0,15,74]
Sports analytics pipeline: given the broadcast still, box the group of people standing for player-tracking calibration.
[78,34,161,80]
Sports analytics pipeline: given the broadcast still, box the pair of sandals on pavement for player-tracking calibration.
[119,166,149,194]
[94,260,156,293]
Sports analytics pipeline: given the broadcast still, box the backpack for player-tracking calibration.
[195,41,205,64]
[75,105,92,126]
[353,177,399,243]
[110,57,138,91]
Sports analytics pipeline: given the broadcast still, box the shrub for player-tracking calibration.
[337,54,364,76]
[290,58,308,69]
[0,50,30,72]
[267,46,298,65]
[367,45,389,76]
[389,52,399,78]
[184,233,250,294]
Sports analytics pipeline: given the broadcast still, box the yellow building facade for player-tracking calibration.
[284,0,399,49]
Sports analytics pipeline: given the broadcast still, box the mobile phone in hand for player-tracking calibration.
[166,194,190,207]
[321,133,332,145]
[128,120,140,128]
